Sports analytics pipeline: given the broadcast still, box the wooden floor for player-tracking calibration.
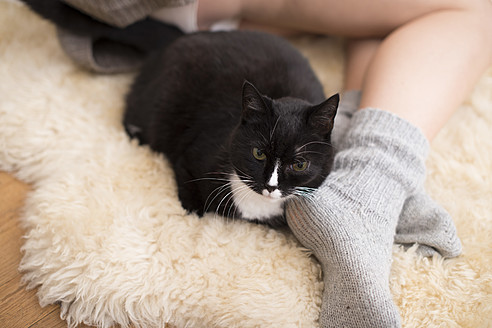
[0,171,91,328]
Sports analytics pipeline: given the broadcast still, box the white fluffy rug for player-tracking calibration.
[1,2,491,327]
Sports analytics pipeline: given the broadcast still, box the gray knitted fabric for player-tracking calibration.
[57,0,195,73]
[286,108,430,327]
[395,193,462,257]
[63,0,194,27]
[331,90,361,149]
[57,28,145,73]
[333,91,462,258]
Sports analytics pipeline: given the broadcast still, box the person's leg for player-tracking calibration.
[289,4,491,327]
[330,39,380,148]
[343,39,379,91]
[358,6,492,140]
[198,1,491,326]
[218,1,492,326]
[287,108,429,327]
[337,39,462,258]
[334,94,462,258]
[202,0,492,137]
[240,0,477,38]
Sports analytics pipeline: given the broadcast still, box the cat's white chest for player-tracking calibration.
[229,173,285,221]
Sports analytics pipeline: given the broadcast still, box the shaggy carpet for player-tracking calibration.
[1,1,491,327]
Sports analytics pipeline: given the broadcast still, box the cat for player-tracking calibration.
[124,30,339,227]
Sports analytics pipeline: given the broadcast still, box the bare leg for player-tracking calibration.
[198,1,491,326]
[341,39,463,259]
[359,6,492,139]
[200,0,492,138]
[200,1,492,327]
[284,3,491,326]
[330,39,379,147]
[343,39,380,91]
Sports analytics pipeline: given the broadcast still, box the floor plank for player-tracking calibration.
[0,172,88,328]
[0,172,170,328]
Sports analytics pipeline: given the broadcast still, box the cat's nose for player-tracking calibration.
[265,185,277,192]
[262,188,282,199]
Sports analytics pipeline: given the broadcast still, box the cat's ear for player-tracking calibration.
[307,93,339,136]
[241,80,269,122]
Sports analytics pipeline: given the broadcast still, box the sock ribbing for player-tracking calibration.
[287,108,430,327]
[330,92,463,259]
[332,108,428,212]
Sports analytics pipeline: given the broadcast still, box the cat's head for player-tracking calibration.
[228,81,338,222]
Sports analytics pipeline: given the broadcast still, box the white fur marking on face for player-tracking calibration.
[262,188,282,199]
[230,172,285,221]
[267,161,280,187]
[269,189,282,199]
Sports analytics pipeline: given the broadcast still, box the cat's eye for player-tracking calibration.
[253,147,267,160]
[292,161,309,172]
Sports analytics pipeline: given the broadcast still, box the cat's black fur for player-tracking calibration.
[125,31,339,227]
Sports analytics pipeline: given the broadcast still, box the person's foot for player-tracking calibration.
[287,108,429,327]
[395,192,462,257]
[332,91,462,258]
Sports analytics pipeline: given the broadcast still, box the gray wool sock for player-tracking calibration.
[395,192,462,257]
[286,108,429,327]
[331,90,361,149]
[331,91,462,258]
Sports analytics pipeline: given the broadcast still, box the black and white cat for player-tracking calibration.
[124,31,339,226]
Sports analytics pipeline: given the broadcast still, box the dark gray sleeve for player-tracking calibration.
[62,0,196,27]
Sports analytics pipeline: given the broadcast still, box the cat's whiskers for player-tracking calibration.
[295,150,325,156]
[301,140,333,147]
[269,116,281,142]
[197,170,252,214]
[231,200,242,221]
[229,183,257,220]
[293,194,316,203]
[205,171,240,178]
[224,184,251,220]
[203,176,255,219]
[296,140,333,153]
[226,185,248,220]
[223,184,248,219]
[185,177,232,184]
[296,155,308,163]
[204,182,233,214]
[292,186,317,202]
[215,186,245,220]
[203,172,254,189]
[214,189,231,220]
[258,132,269,145]
[294,186,317,194]
[231,165,254,181]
